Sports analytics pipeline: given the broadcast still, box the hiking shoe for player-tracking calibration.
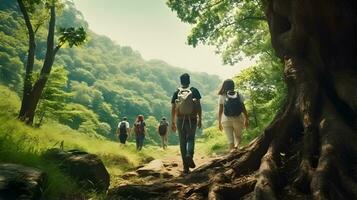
[182,165,190,175]
[186,156,196,168]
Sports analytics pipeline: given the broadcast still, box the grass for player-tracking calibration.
[0,84,260,198]
[0,85,174,198]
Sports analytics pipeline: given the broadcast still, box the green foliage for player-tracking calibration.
[58,26,86,47]
[235,55,286,129]
[0,0,220,145]
[35,66,70,126]
[197,126,227,155]
[0,85,170,197]
[167,0,268,65]
[168,0,287,146]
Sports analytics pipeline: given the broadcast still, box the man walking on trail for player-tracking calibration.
[158,117,169,149]
[171,73,202,174]
[117,117,130,145]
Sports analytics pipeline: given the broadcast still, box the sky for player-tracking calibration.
[72,0,255,79]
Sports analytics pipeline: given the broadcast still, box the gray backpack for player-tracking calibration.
[176,87,194,115]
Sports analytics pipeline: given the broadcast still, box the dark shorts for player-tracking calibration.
[119,134,128,144]
[159,131,167,136]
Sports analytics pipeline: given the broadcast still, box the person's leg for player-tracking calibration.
[233,116,244,148]
[136,135,140,150]
[164,134,168,149]
[160,135,165,149]
[222,120,235,151]
[186,118,197,158]
[139,134,145,150]
[177,119,188,173]
[120,134,128,145]
[186,118,197,168]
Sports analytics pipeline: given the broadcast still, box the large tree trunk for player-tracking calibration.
[19,5,57,125]
[108,0,357,199]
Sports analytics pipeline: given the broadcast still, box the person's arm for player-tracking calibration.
[196,99,202,129]
[127,122,131,137]
[171,103,177,132]
[116,123,120,135]
[144,123,148,137]
[242,103,249,128]
[218,104,223,131]
[193,88,202,129]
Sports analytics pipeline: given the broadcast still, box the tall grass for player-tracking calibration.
[0,85,171,198]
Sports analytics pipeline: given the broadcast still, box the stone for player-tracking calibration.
[0,163,47,200]
[43,148,110,191]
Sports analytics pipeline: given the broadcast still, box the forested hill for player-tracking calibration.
[0,0,220,140]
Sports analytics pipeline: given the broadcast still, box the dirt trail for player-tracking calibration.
[111,146,222,188]
[160,148,218,177]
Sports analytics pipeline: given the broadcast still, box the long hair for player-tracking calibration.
[137,115,144,122]
[218,79,235,95]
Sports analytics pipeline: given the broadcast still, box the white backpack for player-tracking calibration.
[176,87,194,115]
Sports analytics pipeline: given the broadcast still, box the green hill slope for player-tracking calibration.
[0,0,221,144]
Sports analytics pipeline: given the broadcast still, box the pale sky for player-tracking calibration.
[72,0,255,79]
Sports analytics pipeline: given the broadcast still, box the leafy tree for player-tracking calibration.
[17,0,86,124]
[35,65,70,127]
[167,0,268,65]
[0,0,221,142]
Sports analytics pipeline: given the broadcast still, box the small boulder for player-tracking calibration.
[136,159,174,179]
[136,159,164,178]
[43,148,110,191]
[0,163,47,200]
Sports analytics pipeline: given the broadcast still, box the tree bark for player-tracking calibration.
[17,0,36,121]
[108,0,357,199]
[18,4,58,125]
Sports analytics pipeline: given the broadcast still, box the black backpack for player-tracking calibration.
[119,121,127,134]
[158,121,168,135]
[224,91,243,117]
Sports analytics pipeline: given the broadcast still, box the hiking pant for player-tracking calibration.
[136,134,145,150]
[177,117,197,166]
[119,134,128,144]
[222,115,244,148]
[160,134,168,149]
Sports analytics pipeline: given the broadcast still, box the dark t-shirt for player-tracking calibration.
[171,86,201,104]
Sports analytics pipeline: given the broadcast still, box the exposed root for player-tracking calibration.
[254,147,279,200]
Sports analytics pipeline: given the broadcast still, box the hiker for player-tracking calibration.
[134,115,146,151]
[171,73,202,174]
[158,117,169,149]
[116,117,130,145]
[218,79,249,151]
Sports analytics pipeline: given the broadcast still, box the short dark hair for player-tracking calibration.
[180,73,190,86]
[122,117,127,121]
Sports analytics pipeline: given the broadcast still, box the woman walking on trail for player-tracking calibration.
[218,79,249,151]
[134,115,146,151]
[158,117,169,149]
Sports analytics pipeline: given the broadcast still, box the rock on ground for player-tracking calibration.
[43,148,110,191]
[0,163,47,200]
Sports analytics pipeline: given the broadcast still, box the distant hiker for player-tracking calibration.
[117,117,130,145]
[158,117,169,149]
[171,73,202,174]
[218,79,249,151]
[134,115,146,151]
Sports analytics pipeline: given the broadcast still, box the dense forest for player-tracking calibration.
[0,0,223,144]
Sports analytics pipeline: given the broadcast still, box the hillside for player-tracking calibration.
[0,0,221,143]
